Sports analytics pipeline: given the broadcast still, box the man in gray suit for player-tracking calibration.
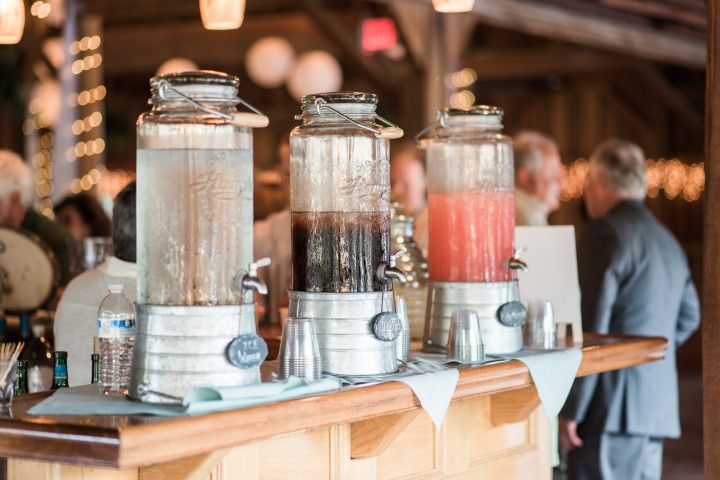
[559,139,700,479]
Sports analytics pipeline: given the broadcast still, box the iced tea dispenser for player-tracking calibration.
[288,92,406,376]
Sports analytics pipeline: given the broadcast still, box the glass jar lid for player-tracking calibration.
[301,91,378,107]
[443,105,503,117]
[296,91,403,139]
[440,105,503,129]
[300,91,379,119]
[150,70,239,104]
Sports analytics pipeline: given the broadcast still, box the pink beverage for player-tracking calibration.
[428,190,515,282]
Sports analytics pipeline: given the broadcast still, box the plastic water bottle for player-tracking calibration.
[97,284,135,395]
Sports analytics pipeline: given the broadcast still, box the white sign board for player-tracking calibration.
[514,226,582,328]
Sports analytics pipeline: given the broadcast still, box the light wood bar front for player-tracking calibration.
[2,333,666,480]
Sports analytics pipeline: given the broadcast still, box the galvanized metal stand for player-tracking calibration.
[423,281,524,355]
[288,290,399,376]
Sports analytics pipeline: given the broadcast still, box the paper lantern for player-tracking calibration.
[200,0,245,30]
[0,0,25,44]
[245,37,295,89]
[156,58,199,76]
[287,51,343,101]
[432,0,475,13]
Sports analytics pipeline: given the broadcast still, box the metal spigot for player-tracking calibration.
[376,249,408,284]
[232,257,271,302]
[507,247,529,272]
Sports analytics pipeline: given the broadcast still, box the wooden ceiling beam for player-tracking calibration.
[83,0,302,26]
[403,0,706,69]
[600,0,707,31]
[101,13,332,76]
[465,46,633,81]
[301,0,397,94]
[630,65,705,132]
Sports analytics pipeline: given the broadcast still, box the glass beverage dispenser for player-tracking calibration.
[129,71,270,403]
[422,106,527,354]
[288,92,406,376]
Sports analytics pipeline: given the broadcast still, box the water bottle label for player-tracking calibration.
[97,317,135,338]
[54,365,67,380]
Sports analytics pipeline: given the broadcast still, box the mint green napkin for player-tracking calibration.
[493,348,582,417]
[28,377,342,417]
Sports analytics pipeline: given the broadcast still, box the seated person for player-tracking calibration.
[0,150,73,287]
[54,182,136,385]
[55,192,112,241]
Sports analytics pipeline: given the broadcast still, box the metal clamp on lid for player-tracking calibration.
[156,79,269,128]
[311,98,404,139]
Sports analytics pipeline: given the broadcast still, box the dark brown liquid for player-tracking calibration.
[291,211,390,293]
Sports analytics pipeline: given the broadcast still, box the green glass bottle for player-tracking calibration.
[51,351,69,389]
[91,353,99,384]
[14,360,28,395]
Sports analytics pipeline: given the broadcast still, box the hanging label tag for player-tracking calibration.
[497,301,527,327]
[373,311,402,341]
[226,334,268,369]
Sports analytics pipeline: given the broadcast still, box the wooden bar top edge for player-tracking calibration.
[0,333,667,469]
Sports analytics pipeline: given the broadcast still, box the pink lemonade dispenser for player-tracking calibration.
[422,106,527,354]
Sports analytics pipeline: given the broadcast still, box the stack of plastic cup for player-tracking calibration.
[395,296,410,362]
[277,317,322,380]
[446,310,484,364]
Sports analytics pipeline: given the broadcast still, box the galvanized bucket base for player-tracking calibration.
[289,290,399,377]
[423,281,524,355]
[129,304,261,404]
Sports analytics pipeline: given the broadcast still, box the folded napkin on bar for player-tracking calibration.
[337,361,460,430]
[491,347,583,417]
[27,376,342,417]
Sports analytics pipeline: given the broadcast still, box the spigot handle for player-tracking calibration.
[249,257,272,273]
[232,257,272,299]
[389,249,407,268]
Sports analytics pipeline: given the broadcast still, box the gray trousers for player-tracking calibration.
[567,433,663,480]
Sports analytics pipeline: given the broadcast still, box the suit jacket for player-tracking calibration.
[560,200,700,439]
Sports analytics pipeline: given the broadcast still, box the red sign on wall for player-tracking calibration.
[361,17,398,53]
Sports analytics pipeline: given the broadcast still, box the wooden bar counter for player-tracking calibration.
[2,333,666,480]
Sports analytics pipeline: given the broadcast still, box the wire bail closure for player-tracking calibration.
[311,98,403,140]
[156,79,269,129]
[415,111,449,149]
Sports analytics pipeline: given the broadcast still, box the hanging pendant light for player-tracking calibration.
[199,0,246,30]
[432,0,475,13]
[0,0,25,44]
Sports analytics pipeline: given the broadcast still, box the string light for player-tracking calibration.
[69,35,101,55]
[432,0,475,13]
[446,67,477,89]
[449,90,475,108]
[68,85,105,107]
[30,1,51,18]
[560,158,705,203]
[200,0,246,30]
[70,166,134,196]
